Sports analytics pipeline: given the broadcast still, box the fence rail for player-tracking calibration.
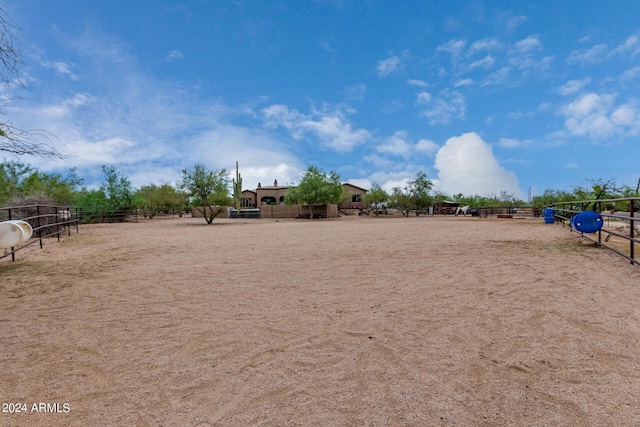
[0,205,139,262]
[551,197,639,266]
[0,205,79,262]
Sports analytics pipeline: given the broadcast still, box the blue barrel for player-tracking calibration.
[542,208,555,217]
[572,211,603,233]
[544,216,554,224]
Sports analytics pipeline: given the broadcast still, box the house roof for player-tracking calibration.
[342,182,369,192]
[257,186,288,190]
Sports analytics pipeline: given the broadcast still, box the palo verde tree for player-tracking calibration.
[0,7,61,159]
[363,183,389,216]
[284,165,343,219]
[388,171,434,217]
[73,165,133,219]
[133,183,187,218]
[179,163,231,224]
[391,186,413,216]
[408,171,433,215]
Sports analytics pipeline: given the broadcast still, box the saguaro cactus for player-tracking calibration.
[233,161,242,213]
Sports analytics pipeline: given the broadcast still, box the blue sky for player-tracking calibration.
[6,0,640,199]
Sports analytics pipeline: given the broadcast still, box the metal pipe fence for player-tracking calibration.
[0,204,79,262]
[0,205,138,262]
[551,197,639,266]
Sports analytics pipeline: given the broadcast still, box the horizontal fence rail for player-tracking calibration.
[0,205,79,262]
[551,197,638,266]
[0,205,140,262]
[75,206,138,224]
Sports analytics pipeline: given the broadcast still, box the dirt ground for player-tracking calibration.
[1,214,640,426]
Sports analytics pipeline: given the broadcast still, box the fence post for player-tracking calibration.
[597,201,602,246]
[56,205,61,242]
[631,199,635,263]
[8,207,14,261]
[37,205,43,249]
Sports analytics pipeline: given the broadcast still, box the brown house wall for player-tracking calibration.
[192,204,338,219]
[260,204,338,219]
[191,206,230,218]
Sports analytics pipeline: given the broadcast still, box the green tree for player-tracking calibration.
[74,188,108,208]
[363,183,389,216]
[391,186,412,216]
[100,165,132,208]
[285,165,343,219]
[0,160,81,205]
[134,183,187,218]
[179,164,230,224]
[532,189,575,208]
[18,168,82,205]
[0,160,32,204]
[408,171,434,215]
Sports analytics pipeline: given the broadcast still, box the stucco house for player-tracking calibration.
[241,180,369,210]
[339,183,370,210]
[241,180,288,207]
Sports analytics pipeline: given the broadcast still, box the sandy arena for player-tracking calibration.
[1,215,640,426]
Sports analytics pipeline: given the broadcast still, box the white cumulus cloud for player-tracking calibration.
[558,92,640,139]
[434,132,521,197]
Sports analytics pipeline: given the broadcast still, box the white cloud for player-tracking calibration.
[506,15,528,32]
[376,131,412,157]
[261,104,370,152]
[376,55,401,77]
[375,132,440,159]
[187,124,305,190]
[481,67,511,86]
[559,92,640,139]
[12,29,310,190]
[407,79,428,87]
[436,39,468,64]
[165,50,184,61]
[621,65,640,81]
[318,39,333,52]
[344,83,367,101]
[32,93,94,120]
[382,178,411,193]
[508,35,553,74]
[611,104,638,126]
[467,55,496,71]
[416,91,432,104]
[558,78,591,96]
[468,38,501,54]
[415,138,439,156]
[454,78,474,87]
[419,89,465,125]
[434,132,521,197]
[611,34,640,57]
[567,44,608,64]
[513,35,542,53]
[43,61,78,80]
[499,138,520,148]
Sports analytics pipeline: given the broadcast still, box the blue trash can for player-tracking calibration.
[542,208,555,217]
[543,216,554,224]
